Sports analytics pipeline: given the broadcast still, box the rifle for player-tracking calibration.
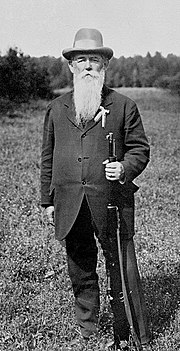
[106,132,142,351]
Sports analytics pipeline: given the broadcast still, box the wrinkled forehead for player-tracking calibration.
[72,53,104,61]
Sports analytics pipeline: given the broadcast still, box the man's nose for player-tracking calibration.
[84,59,92,70]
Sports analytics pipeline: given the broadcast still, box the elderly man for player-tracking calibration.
[41,28,150,350]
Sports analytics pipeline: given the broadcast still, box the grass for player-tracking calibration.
[0,88,180,351]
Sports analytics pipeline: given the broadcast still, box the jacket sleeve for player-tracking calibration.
[120,100,150,182]
[40,104,54,206]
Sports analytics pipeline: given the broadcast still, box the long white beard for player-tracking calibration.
[73,69,105,125]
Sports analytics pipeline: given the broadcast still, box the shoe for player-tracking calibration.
[106,340,129,350]
[107,340,151,351]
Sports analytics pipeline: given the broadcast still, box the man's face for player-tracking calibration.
[69,53,107,124]
[69,53,107,77]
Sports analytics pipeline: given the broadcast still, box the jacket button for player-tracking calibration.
[82,133,86,138]
[82,180,86,185]
[78,157,82,162]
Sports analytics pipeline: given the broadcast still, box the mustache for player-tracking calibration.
[78,71,100,79]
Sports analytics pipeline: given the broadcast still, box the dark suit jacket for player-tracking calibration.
[41,86,150,241]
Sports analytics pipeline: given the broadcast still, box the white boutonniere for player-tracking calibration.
[94,106,110,128]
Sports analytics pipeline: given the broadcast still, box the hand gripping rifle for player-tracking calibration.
[106,132,142,351]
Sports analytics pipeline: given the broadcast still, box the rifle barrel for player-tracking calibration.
[108,132,116,162]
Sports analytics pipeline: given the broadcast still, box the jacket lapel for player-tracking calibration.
[63,92,84,131]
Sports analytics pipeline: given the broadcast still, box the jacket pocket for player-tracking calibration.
[119,181,139,197]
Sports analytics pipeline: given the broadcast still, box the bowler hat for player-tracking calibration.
[62,28,113,60]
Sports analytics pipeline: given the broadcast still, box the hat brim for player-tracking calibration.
[62,47,113,60]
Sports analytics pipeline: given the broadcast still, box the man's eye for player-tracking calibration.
[76,58,86,63]
[90,58,101,63]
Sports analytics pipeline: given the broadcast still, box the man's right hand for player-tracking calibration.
[44,206,54,225]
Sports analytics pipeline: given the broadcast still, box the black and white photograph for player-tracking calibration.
[0,1,180,350]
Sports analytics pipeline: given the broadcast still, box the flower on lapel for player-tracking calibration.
[94,106,110,128]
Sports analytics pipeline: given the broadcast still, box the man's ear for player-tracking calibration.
[103,58,109,70]
[68,61,75,74]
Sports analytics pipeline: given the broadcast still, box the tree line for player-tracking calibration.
[0,47,180,103]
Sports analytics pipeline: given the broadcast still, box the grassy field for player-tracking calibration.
[0,88,179,351]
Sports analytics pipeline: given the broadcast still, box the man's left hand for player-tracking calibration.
[103,159,125,182]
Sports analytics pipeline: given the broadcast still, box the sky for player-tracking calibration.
[1,0,180,59]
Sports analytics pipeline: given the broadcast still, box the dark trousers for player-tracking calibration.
[65,197,150,344]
